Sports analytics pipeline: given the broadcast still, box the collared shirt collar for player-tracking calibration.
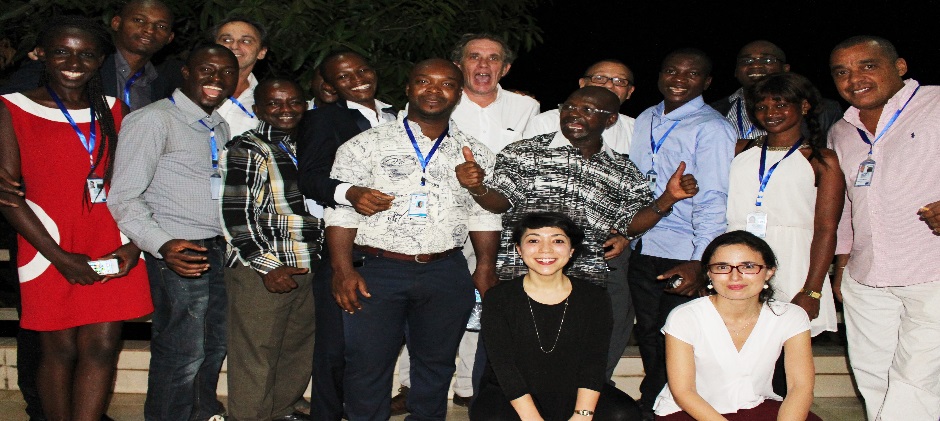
[115,50,158,85]
[252,120,292,146]
[234,73,259,101]
[729,87,745,102]
[169,88,225,127]
[843,79,920,133]
[656,95,707,120]
[548,131,616,158]
[459,84,506,109]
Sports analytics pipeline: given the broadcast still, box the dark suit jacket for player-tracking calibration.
[296,101,395,208]
[0,53,182,105]
[710,93,844,141]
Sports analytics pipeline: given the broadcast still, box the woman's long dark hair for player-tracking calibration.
[37,16,119,183]
[745,72,826,164]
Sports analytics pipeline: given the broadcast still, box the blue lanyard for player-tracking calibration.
[756,138,804,206]
[169,95,218,170]
[649,119,680,167]
[123,69,143,107]
[403,117,448,186]
[229,96,256,118]
[735,98,754,138]
[856,85,920,156]
[46,85,97,170]
[276,141,298,168]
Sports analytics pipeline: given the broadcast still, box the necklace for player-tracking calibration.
[756,135,808,151]
[526,294,569,353]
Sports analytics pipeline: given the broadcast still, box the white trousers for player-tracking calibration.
[841,267,940,421]
[398,330,478,396]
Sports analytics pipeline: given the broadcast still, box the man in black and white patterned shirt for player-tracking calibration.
[456,86,699,285]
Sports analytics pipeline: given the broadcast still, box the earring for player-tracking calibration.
[707,281,714,290]
[763,283,769,290]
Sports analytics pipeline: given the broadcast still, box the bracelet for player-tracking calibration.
[652,199,672,216]
[800,288,822,300]
[573,409,594,416]
[468,186,489,197]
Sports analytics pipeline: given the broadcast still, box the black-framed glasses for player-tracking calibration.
[736,57,782,66]
[558,103,613,116]
[707,263,765,275]
[583,74,631,87]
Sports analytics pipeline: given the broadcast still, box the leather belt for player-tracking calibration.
[354,245,461,264]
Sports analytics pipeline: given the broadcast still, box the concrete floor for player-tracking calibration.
[0,390,866,420]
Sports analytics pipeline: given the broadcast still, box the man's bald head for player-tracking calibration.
[568,86,620,114]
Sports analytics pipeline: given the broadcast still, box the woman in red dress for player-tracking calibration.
[0,17,152,420]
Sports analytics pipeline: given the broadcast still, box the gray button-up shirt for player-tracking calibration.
[109,89,231,257]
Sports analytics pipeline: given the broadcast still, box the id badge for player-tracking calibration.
[408,193,429,218]
[646,169,658,192]
[86,177,106,203]
[210,173,222,200]
[855,158,875,187]
[746,211,768,238]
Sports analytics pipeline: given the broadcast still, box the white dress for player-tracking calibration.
[726,146,838,336]
[653,297,810,416]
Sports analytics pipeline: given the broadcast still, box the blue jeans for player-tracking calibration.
[144,237,228,421]
[343,250,474,421]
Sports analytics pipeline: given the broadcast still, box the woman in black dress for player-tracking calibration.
[471,212,640,421]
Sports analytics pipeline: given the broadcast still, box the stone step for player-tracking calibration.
[0,339,859,398]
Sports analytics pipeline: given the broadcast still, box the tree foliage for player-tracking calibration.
[0,0,544,106]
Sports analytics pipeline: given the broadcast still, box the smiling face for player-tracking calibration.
[559,88,618,147]
[214,21,267,73]
[252,81,306,133]
[180,46,238,114]
[38,27,106,93]
[579,61,635,103]
[734,41,789,88]
[457,38,510,98]
[110,0,174,58]
[707,244,775,302]
[752,95,808,136]
[830,41,907,113]
[322,53,377,108]
[658,53,712,113]
[405,59,462,121]
[516,227,575,278]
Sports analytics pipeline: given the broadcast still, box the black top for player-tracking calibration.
[481,276,612,419]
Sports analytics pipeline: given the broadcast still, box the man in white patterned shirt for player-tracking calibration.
[325,58,501,421]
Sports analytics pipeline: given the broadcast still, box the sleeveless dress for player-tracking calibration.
[726,145,837,336]
[1,92,153,331]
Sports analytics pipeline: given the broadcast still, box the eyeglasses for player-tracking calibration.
[558,103,613,116]
[707,263,766,275]
[583,74,631,87]
[737,57,782,66]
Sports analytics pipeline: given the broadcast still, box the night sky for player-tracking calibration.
[503,0,940,117]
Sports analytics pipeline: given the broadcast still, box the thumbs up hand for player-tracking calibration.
[664,161,699,203]
[456,146,487,194]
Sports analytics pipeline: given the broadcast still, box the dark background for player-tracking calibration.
[503,0,940,116]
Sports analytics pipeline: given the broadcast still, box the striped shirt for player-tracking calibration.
[488,132,653,285]
[832,79,940,287]
[220,122,324,273]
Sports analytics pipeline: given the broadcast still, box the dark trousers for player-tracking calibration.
[343,250,474,421]
[628,249,695,412]
[470,383,641,421]
[311,262,346,421]
[144,237,227,421]
[18,328,45,420]
[605,249,634,381]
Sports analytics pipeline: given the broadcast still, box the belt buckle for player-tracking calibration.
[414,253,431,264]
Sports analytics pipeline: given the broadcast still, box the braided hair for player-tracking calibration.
[745,72,825,164]
[37,16,119,183]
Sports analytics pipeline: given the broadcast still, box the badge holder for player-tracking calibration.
[745,210,768,238]
[210,173,222,200]
[646,169,657,192]
[408,193,429,220]
[87,177,106,203]
[855,158,875,187]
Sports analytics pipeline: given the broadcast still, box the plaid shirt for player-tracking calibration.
[220,121,324,274]
[487,132,653,285]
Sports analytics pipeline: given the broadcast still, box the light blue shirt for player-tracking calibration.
[629,96,735,260]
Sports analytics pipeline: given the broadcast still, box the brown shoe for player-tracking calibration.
[452,394,472,407]
[390,385,410,415]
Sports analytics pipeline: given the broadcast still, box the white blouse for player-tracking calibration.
[653,297,810,416]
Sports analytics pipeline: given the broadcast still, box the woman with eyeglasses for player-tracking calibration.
[471,212,641,421]
[653,231,821,420]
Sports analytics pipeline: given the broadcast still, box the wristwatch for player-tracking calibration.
[573,409,595,416]
[800,288,822,300]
